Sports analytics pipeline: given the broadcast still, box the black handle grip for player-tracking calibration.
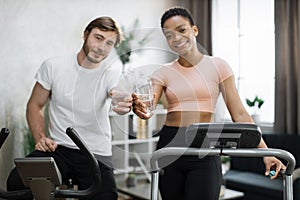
[54,127,101,199]
[0,128,33,199]
[0,128,9,149]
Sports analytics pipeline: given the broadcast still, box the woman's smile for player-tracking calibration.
[174,39,188,49]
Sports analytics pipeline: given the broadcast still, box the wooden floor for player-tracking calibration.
[117,180,244,200]
[118,193,134,200]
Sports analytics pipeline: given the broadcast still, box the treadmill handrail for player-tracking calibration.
[150,147,296,175]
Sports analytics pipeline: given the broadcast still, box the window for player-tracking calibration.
[212,0,275,123]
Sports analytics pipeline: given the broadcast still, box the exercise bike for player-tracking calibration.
[0,127,101,200]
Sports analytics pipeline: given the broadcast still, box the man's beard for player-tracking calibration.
[83,41,106,64]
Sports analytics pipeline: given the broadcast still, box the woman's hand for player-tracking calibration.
[263,156,286,179]
[132,93,154,119]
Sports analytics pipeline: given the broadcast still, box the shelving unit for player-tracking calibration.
[110,109,167,179]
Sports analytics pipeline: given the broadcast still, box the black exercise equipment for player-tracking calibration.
[0,127,101,200]
[150,123,296,200]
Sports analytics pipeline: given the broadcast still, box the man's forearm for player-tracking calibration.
[26,104,47,144]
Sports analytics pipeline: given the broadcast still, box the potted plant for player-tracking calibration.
[246,96,264,123]
[221,156,231,175]
[115,19,152,73]
[126,172,137,187]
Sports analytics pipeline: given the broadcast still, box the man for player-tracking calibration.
[7,16,132,200]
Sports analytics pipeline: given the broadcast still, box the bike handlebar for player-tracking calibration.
[54,127,101,199]
[0,128,9,149]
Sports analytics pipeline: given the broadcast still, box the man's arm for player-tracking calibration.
[26,82,57,152]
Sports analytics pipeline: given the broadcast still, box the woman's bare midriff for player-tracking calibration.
[164,111,214,127]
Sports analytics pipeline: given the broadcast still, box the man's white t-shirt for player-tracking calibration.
[35,54,120,156]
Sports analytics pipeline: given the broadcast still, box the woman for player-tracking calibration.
[132,7,285,200]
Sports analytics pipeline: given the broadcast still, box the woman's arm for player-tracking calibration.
[220,76,254,123]
[220,76,286,178]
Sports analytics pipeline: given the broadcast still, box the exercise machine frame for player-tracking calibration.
[150,123,296,200]
[0,127,101,200]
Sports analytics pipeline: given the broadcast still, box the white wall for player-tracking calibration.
[0,0,180,188]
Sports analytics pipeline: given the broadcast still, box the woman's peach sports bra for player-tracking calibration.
[151,55,234,113]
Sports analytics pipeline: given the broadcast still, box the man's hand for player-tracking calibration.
[263,156,286,179]
[35,137,57,152]
[110,90,133,115]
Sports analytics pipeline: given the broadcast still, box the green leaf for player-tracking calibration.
[115,18,152,68]
[257,99,264,108]
[246,96,264,109]
[246,99,255,107]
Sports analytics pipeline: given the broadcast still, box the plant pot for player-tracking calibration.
[126,175,137,187]
[251,114,260,123]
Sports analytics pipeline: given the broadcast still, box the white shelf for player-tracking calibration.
[128,137,159,144]
[112,137,159,145]
[110,109,166,178]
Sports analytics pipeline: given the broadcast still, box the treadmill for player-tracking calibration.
[150,123,296,200]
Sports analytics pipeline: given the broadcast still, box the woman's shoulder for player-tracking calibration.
[159,60,178,71]
[158,60,178,73]
[208,56,231,68]
[208,56,234,81]
[151,60,177,82]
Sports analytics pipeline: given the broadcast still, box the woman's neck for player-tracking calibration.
[178,51,203,67]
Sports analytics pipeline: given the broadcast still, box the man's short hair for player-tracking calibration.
[84,16,122,46]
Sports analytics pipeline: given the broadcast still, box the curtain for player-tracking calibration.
[274,0,300,134]
[179,0,212,55]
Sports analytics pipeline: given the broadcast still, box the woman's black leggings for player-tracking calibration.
[156,126,222,200]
